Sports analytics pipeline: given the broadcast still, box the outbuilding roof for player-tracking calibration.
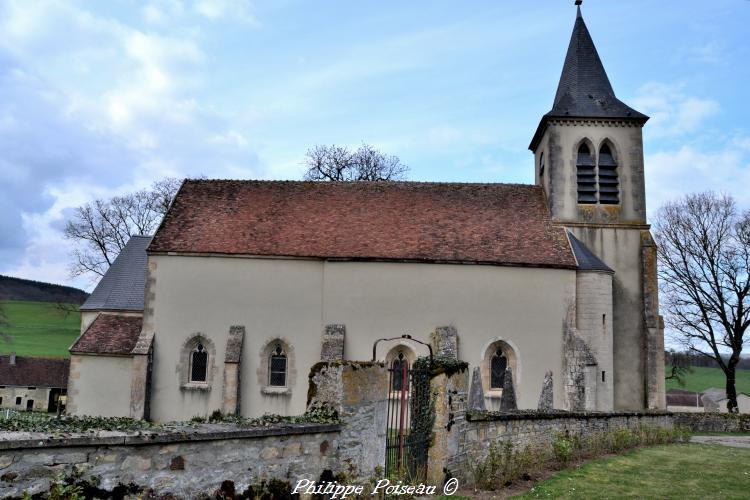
[80,236,151,312]
[148,180,578,270]
[69,313,143,355]
[0,356,69,388]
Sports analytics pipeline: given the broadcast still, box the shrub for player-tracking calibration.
[552,433,574,465]
[468,441,550,490]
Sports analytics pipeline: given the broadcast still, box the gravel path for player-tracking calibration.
[691,435,750,448]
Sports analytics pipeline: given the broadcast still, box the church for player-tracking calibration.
[66,4,666,421]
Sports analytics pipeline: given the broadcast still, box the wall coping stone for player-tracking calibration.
[466,410,671,422]
[0,422,340,451]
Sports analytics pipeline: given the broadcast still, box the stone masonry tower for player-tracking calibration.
[529,2,666,410]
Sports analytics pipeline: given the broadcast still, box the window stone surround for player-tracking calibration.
[177,334,217,392]
[257,337,296,397]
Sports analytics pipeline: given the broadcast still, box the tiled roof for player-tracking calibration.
[80,236,151,312]
[530,6,648,150]
[69,313,143,355]
[148,180,577,269]
[568,232,613,273]
[0,356,69,388]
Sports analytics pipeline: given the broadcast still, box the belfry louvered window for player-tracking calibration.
[597,144,619,204]
[576,144,597,203]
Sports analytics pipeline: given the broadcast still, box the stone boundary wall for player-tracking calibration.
[447,410,673,482]
[0,423,340,497]
[307,361,388,480]
[672,412,750,433]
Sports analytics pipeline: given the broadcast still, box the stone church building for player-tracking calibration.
[67,5,666,421]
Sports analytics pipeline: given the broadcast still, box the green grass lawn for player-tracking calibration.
[0,300,80,358]
[666,365,750,394]
[516,443,750,499]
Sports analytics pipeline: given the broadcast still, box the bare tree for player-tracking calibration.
[65,178,182,279]
[654,192,750,412]
[664,349,694,388]
[302,144,408,182]
[54,301,78,319]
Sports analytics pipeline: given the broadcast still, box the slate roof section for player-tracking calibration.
[529,6,648,150]
[567,232,613,273]
[69,313,143,355]
[0,356,69,388]
[149,180,578,269]
[80,236,151,312]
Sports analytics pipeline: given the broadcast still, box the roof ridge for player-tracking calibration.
[183,179,544,188]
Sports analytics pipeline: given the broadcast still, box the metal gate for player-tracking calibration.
[384,360,431,478]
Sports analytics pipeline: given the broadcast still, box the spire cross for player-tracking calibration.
[575,0,582,5]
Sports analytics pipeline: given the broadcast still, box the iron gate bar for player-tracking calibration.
[385,364,431,479]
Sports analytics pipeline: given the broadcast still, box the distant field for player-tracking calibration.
[666,365,750,394]
[0,300,80,358]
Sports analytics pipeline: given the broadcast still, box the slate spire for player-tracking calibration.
[529,2,647,150]
[550,3,644,120]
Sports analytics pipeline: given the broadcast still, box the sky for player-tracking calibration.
[0,0,749,291]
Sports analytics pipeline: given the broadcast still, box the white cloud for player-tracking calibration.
[193,0,259,26]
[142,0,186,25]
[646,142,750,214]
[688,41,725,65]
[0,0,264,288]
[633,82,719,138]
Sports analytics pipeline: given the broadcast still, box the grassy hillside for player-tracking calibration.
[666,365,750,394]
[0,300,80,358]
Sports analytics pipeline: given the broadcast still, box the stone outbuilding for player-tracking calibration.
[0,354,68,412]
[66,236,150,417]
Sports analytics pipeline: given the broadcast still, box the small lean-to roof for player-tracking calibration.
[80,236,151,312]
[0,356,69,388]
[148,180,578,270]
[529,5,648,150]
[69,313,143,355]
[567,232,613,273]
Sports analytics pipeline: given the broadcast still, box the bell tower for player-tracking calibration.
[530,1,665,411]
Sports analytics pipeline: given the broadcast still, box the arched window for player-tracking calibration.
[597,143,619,204]
[269,344,287,387]
[482,340,518,398]
[576,143,597,204]
[490,349,507,389]
[190,343,208,383]
[391,352,409,391]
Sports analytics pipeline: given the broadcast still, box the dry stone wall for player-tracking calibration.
[307,361,388,480]
[447,410,673,483]
[0,423,339,497]
[672,412,750,433]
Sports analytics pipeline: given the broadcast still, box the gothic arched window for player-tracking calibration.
[391,352,409,392]
[490,349,507,390]
[597,143,619,204]
[576,143,597,204]
[269,344,288,387]
[190,343,208,383]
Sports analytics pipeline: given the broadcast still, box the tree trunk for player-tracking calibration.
[725,353,740,413]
